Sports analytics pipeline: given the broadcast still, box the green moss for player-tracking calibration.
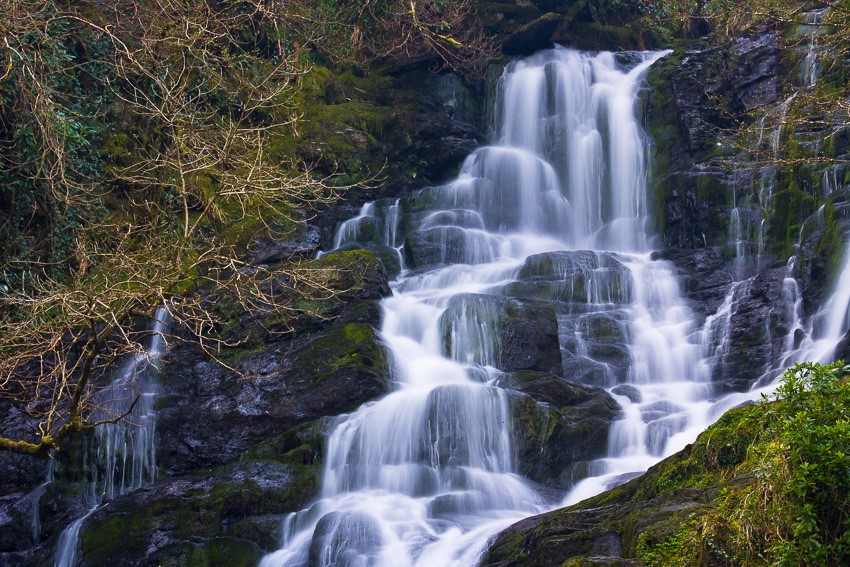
[561,22,644,51]
[216,340,266,363]
[242,418,328,465]
[80,458,320,564]
[769,169,818,257]
[266,66,401,181]
[151,539,262,567]
[815,201,846,282]
[311,248,380,272]
[217,201,300,249]
[639,404,762,499]
[289,320,389,390]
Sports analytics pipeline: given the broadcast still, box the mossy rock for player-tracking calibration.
[504,380,619,489]
[439,294,562,373]
[481,404,764,567]
[78,459,320,565]
[291,322,390,390]
[506,251,633,305]
[145,538,262,567]
[500,371,620,486]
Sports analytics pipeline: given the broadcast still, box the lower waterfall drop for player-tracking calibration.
[262,48,717,567]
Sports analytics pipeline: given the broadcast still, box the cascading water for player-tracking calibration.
[263,47,720,567]
[776,245,850,369]
[53,307,169,567]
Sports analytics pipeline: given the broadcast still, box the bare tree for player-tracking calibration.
[0,0,379,457]
[285,0,499,81]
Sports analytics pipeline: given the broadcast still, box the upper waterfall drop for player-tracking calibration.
[261,48,714,567]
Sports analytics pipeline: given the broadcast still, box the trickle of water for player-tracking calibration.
[779,244,850,368]
[53,308,169,567]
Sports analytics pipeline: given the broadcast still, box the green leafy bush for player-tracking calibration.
[755,361,850,565]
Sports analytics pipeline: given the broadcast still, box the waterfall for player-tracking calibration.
[262,47,722,566]
[53,307,169,567]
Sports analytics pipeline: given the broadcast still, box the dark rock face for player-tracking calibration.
[156,315,390,477]
[476,0,661,54]
[654,247,733,323]
[0,405,45,496]
[715,268,789,391]
[668,28,779,155]
[247,222,321,265]
[499,372,621,489]
[0,405,56,558]
[440,294,563,374]
[645,28,781,251]
[502,12,561,55]
[76,456,324,567]
[836,330,850,363]
[658,248,790,392]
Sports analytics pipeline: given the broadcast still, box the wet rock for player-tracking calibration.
[481,405,762,567]
[640,401,684,423]
[440,294,562,374]
[502,12,561,56]
[76,459,318,566]
[505,251,632,306]
[308,512,383,567]
[150,249,393,477]
[337,243,402,281]
[715,268,789,392]
[404,226,495,268]
[732,31,781,112]
[0,404,45,497]
[836,330,850,363]
[247,222,321,265]
[561,356,612,389]
[611,384,642,403]
[560,312,632,387]
[645,28,780,251]
[654,247,733,323]
[651,251,789,393]
[156,320,390,476]
[498,372,620,489]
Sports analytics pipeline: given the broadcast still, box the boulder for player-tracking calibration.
[440,294,562,374]
[481,404,763,567]
[498,372,620,489]
[560,312,632,387]
[156,321,390,476]
[505,251,632,306]
[70,418,328,566]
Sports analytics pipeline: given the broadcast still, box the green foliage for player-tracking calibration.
[755,361,850,565]
[639,362,850,566]
[0,7,111,284]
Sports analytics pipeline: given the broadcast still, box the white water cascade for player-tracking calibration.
[777,244,850,370]
[53,308,169,567]
[263,47,720,567]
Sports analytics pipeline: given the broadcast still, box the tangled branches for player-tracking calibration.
[0,0,382,457]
